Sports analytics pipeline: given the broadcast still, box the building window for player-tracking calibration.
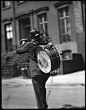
[61,50,72,60]
[37,13,48,32]
[3,1,10,8]
[58,6,71,43]
[5,23,13,50]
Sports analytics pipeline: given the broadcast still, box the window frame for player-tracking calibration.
[35,7,49,32]
[58,6,71,43]
[61,50,73,60]
[4,23,13,51]
[3,1,11,10]
[54,2,73,44]
[18,17,31,40]
[18,1,26,5]
[37,13,48,32]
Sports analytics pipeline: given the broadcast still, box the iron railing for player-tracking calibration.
[1,45,18,65]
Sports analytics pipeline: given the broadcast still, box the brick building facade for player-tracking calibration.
[1,1,85,75]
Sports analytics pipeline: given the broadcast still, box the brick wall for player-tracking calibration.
[73,1,83,33]
[76,32,85,62]
[73,1,85,62]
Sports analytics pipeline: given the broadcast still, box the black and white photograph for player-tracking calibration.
[1,1,85,109]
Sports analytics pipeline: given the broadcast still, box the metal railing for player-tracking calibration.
[1,45,18,65]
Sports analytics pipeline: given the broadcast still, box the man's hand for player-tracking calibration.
[48,42,53,46]
[20,39,28,45]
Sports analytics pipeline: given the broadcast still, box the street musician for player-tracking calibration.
[17,29,54,109]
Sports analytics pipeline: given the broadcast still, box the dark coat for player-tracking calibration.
[17,35,52,77]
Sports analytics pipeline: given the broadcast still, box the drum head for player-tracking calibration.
[37,50,51,73]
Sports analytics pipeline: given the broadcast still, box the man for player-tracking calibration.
[17,28,53,109]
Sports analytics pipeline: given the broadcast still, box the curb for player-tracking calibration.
[2,71,85,87]
[2,79,85,87]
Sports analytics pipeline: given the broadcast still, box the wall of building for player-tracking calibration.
[1,2,14,56]
[14,1,60,44]
[1,1,85,63]
[14,1,78,54]
[73,1,85,61]
[2,8,12,19]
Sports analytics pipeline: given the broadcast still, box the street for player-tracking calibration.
[2,84,85,109]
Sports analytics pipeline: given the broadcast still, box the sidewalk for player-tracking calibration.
[47,70,85,86]
[2,70,85,86]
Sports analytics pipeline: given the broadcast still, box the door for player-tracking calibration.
[19,17,31,42]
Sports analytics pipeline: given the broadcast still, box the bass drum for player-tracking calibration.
[36,45,60,73]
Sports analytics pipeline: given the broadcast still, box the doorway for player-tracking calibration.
[19,17,31,42]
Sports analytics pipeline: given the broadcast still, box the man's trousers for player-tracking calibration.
[32,73,50,109]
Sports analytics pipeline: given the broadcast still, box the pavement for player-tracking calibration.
[2,70,85,86]
[2,70,85,109]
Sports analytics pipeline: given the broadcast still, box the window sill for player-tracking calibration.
[18,1,26,5]
[3,6,11,11]
[62,58,73,61]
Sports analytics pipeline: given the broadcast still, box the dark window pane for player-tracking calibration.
[39,24,43,30]
[44,13,47,21]
[38,15,42,23]
[61,26,65,34]
[66,18,69,24]
[7,39,12,50]
[19,17,31,40]
[61,34,71,42]
[59,9,64,17]
[66,18,71,39]
[61,34,68,42]
[65,7,69,16]
[45,23,48,31]
[60,19,65,27]
[22,18,30,26]
[60,19,65,34]
[61,35,66,42]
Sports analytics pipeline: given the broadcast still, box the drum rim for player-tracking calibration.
[36,45,60,73]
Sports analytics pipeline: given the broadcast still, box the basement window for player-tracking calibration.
[61,50,72,60]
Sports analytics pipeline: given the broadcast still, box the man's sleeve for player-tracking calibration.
[17,42,31,54]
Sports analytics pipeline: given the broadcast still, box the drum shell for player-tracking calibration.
[36,45,60,73]
[44,46,60,72]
